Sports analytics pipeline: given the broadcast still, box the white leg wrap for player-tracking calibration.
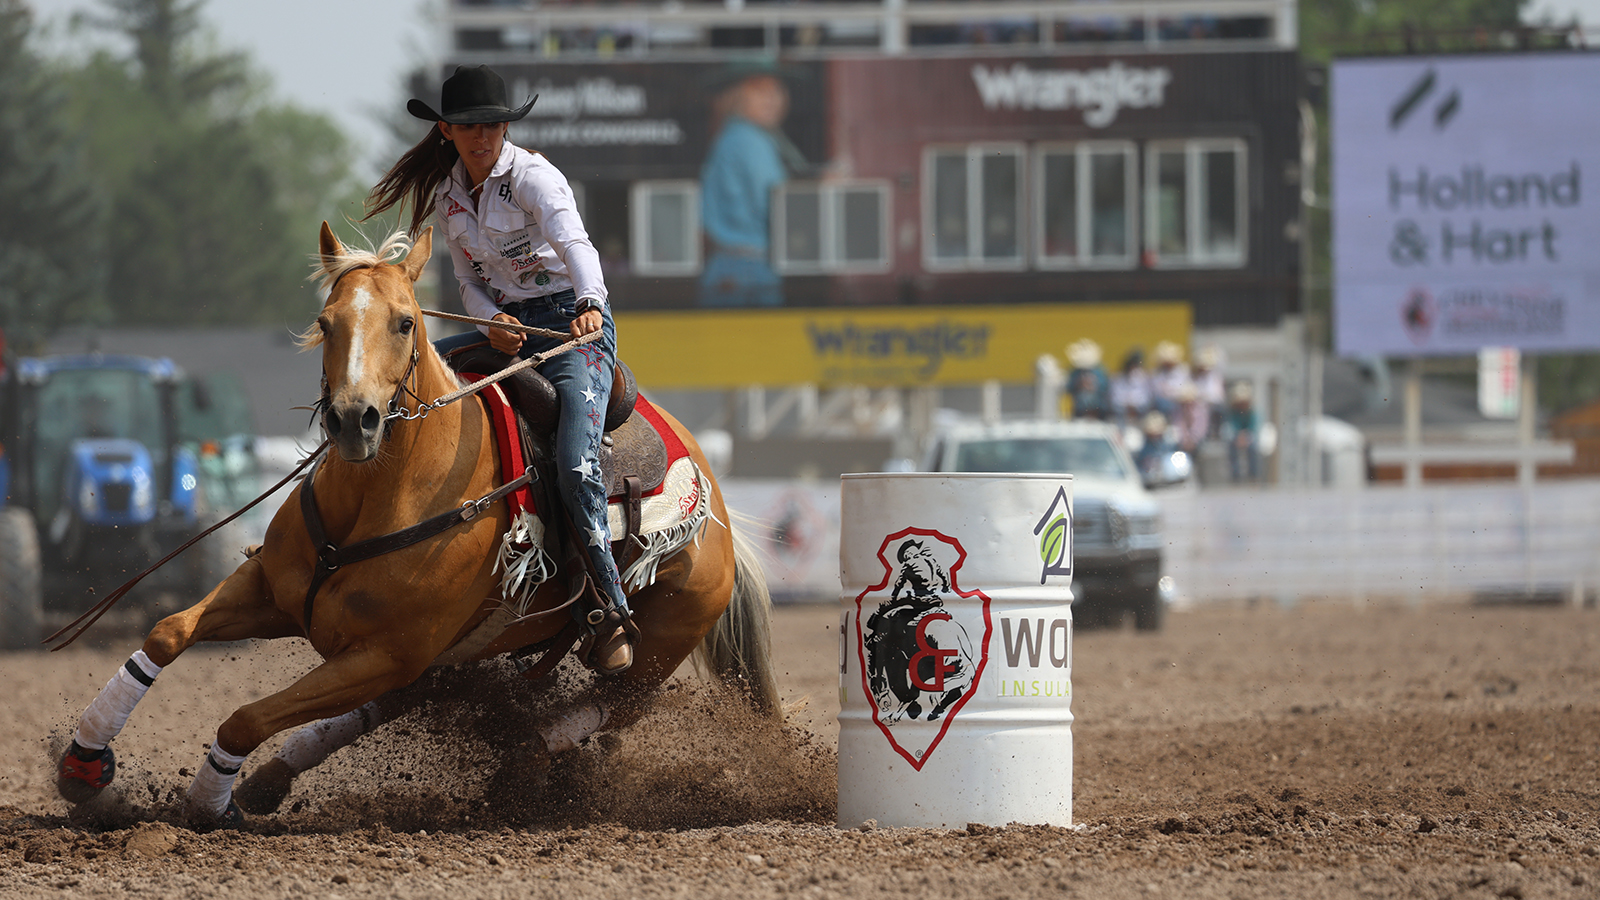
[187,742,248,818]
[274,702,388,775]
[541,704,608,754]
[74,650,163,750]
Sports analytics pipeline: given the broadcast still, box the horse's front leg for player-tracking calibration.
[58,555,298,805]
[184,642,427,824]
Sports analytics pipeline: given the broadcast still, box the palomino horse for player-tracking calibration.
[55,224,778,825]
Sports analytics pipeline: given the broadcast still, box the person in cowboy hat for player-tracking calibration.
[1064,338,1112,421]
[365,64,635,674]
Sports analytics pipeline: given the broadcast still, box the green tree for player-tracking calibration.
[58,0,360,329]
[0,0,108,350]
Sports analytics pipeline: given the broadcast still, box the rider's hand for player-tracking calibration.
[572,308,602,341]
[489,313,524,355]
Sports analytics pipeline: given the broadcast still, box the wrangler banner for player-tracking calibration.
[615,303,1190,390]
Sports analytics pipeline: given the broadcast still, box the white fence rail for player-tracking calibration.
[1159,480,1600,604]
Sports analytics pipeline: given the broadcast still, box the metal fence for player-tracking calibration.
[1158,480,1600,605]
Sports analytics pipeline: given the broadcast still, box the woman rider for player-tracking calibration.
[365,65,633,674]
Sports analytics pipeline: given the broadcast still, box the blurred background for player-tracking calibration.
[4,0,1600,627]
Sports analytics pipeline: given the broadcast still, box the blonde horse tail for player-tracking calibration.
[694,514,781,716]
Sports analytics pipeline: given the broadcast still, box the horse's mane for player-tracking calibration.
[298,230,415,350]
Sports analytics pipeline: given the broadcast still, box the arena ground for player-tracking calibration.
[1,599,1596,899]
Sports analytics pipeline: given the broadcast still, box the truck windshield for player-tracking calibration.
[953,436,1130,480]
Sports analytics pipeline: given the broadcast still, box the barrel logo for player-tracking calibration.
[1033,484,1073,584]
[854,527,992,771]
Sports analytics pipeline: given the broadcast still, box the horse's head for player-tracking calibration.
[305,221,433,463]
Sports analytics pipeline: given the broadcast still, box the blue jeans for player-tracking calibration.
[433,289,627,613]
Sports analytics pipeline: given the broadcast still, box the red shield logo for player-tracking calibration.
[854,527,991,770]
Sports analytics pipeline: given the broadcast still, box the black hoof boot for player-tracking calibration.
[57,742,115,805]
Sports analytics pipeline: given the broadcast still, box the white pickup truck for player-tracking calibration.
[921,419,1171,630]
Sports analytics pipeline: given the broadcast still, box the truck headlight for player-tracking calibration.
[78,479,98,516]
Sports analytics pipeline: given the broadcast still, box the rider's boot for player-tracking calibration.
[569,567,638,676]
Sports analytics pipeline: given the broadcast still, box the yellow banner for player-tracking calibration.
[616,303,1192,389]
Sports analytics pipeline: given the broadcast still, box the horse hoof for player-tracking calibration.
[188,799,245,832]
[57,742,115,805]
[235,758,295,814]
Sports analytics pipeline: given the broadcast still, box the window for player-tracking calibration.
[1035,142,1137,268]
[629,180,700,276]
[1144,139,1246,267]
[923,144,1025,270]
[773,180,891,274]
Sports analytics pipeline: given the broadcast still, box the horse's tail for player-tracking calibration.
[694,513,781,716]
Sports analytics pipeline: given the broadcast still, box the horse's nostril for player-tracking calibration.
[326,410,342,437]
[361,406,380,433]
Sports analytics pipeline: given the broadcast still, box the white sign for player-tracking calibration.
[970,61,1170,127]
[1331,54,1600,357]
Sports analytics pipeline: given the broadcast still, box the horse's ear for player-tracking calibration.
[402,227,433,283]
[318,221,343,267]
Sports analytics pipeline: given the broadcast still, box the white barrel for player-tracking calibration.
[837,472,1074,830]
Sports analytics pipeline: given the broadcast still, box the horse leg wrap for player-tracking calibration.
[541,704,609,754]
[274,702,388,775]
[74,650,163,751]
[187,742,248,820]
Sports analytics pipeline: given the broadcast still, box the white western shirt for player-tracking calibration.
[434,141,608,334]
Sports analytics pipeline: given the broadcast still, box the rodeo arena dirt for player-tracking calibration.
[1,596,1596,900]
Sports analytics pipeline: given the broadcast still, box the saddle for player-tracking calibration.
[444,343,666,503]
[442,343,666,670]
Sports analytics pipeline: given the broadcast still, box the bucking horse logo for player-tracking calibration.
[855,527,991,770]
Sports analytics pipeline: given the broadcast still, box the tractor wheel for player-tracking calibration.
[0,508,45,651]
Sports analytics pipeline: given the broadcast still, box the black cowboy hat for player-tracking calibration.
[408,65,536,124]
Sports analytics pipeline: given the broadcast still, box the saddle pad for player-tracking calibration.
[469,378,535,519]
[605,395,689,501]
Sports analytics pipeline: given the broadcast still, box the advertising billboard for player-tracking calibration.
[615,302,1189,389]
[459,51,1297,324]
[1332,54,1600,357]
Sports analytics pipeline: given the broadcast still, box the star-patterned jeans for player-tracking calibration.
[434,289,627,614]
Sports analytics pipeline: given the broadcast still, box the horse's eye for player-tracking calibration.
[317,318,330,335]
[399,317,414,335]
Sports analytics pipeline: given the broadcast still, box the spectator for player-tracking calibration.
[1191,344,1226,427]
[1221,380,1260,482]
[1133,409,1175,482]
[1172,382,1209,455]
[1111,347,1152,426]
[1065,338,1112,420]
[1149,340,1190,418]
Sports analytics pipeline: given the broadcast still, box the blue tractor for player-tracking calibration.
[0,354,259,649]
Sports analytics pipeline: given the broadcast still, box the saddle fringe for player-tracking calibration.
[496,510,557,615]
[620,467,715,593]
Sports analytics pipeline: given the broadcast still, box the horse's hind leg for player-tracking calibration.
[58,556,297,805]
[235,687,419,814]
[183,641,429,823]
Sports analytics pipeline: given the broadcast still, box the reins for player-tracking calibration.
[387,309,600,422]
[44,302,599,651]
[45,441,330,651]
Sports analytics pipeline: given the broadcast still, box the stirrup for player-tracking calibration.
[568,572,639,676]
